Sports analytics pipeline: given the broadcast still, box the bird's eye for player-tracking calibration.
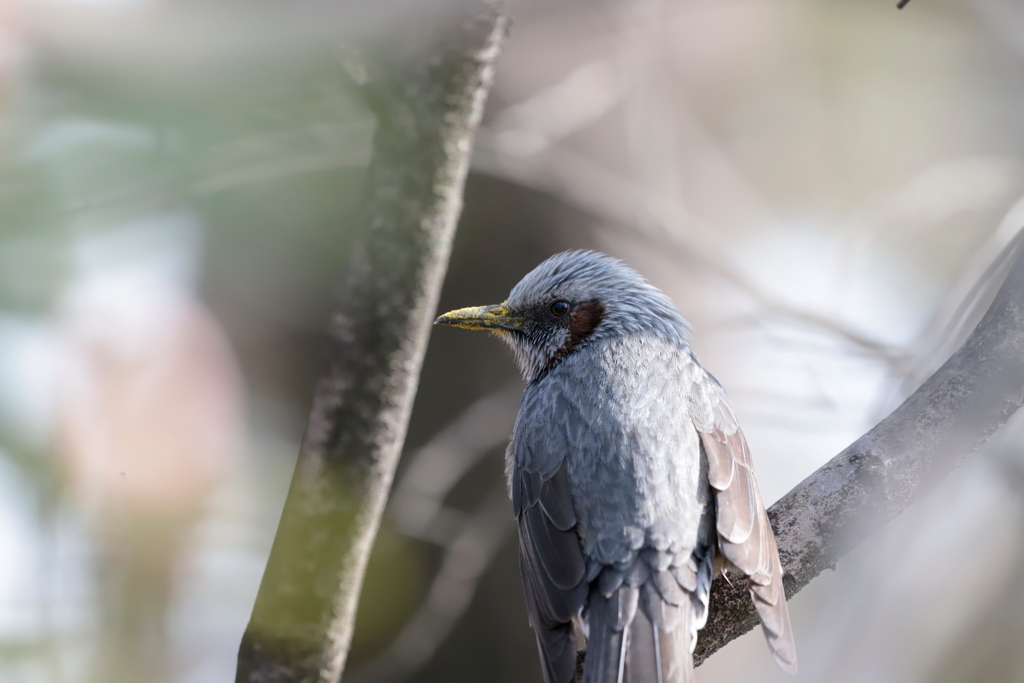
[550,300,570,317]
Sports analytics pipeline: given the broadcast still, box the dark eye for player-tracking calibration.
[550,300,570,317]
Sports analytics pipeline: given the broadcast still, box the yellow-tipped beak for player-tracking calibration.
[434,303,522,331]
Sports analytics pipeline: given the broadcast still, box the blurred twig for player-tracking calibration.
[693,245,1024,664]
[235,5,509,683]
[473,29,902,359]
[347,484,514,683]
[473,138,902,359]
[877,197,1024,414]
[390,383,520,545]
[339,386,519,681]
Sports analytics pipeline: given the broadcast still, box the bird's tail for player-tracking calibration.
[582,576,697,683]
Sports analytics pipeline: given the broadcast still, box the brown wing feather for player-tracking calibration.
[696,381,798,674]
[710,432,756,544]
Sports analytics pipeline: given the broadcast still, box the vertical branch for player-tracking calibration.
[236,6,509,683]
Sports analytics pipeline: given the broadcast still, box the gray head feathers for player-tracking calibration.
[500,250,692,381]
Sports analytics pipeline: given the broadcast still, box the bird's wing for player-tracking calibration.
[512,388,588,683]
[692,372,798,674]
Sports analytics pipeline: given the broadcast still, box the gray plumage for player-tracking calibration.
[436,250,797,683]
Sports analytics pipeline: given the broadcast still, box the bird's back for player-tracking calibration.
[511,333,715,683]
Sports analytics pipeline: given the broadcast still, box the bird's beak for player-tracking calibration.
[434,303,522,331]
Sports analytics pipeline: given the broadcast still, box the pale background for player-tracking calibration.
[0,0,1023,682]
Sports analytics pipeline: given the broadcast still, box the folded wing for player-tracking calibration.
[514,447,588,683]
[695,375,798,674]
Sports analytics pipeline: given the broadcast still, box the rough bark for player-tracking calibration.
[692,245,1024,665]
[235,6,509,683]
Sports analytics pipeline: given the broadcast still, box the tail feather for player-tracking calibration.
[582,584,632,683]
[584,573,695,683]
[623,604,659,683]
[656,607,692,683]
[625,591,693,683]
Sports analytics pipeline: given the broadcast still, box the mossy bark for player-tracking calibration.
[236,6,509,682]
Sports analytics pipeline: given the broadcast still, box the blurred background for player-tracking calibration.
[1,0,1024,682]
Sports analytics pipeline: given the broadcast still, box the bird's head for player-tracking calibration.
[435,250,691,381]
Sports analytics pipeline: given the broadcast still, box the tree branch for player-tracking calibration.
[235,5,509,683]
[693,242,1024,664]
[572,241,1024,678]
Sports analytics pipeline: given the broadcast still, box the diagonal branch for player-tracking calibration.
[235,5,509,683]
[693,240,1024,665]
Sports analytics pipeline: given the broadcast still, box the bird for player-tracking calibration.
[434,250,796,683]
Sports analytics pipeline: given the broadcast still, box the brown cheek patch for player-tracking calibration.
[539,300,606,377]
[567,299,605,350]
